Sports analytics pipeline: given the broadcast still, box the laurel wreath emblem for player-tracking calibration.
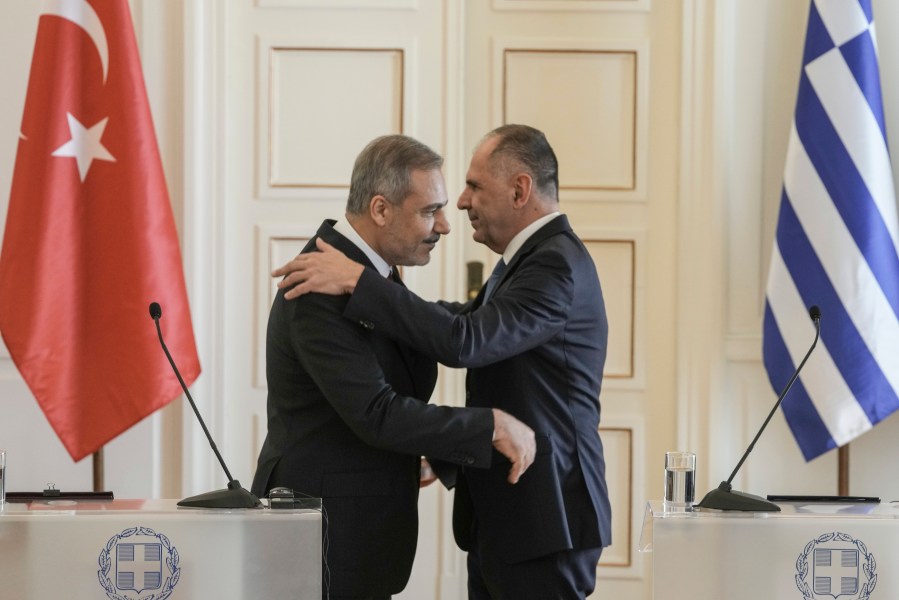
[97,526,181,600]
[795,532,876,600]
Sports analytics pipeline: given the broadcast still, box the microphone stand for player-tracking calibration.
[150,303,261,509]
[696,306,821,511]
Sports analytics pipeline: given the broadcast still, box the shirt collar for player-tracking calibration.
[501,212,561,264]
[333,219,392,278]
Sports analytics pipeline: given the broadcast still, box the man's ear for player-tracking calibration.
[369,195,390,226]
[512,173,533,208]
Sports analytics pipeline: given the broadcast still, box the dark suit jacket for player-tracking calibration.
[343,215,612,564]
[251,220,494,597]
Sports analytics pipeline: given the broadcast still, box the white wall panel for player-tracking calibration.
[493,37,649,202]
[505,50,637,191]
[267,47,404,188]
[591,240,635,379]
[597,416,646,580]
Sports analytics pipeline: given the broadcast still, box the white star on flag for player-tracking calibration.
[51,112,116,181]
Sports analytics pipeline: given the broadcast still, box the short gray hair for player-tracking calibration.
[346,135,444,215]
[484,124,559,201]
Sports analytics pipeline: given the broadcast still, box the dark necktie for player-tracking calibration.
[482,259,506,302]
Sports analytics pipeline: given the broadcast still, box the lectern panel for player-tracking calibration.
[0,499,322,599]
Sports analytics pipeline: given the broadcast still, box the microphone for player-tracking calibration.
[149,302,261,509]
[696,305,821,512]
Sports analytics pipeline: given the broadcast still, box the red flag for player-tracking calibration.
[0,0,200,461]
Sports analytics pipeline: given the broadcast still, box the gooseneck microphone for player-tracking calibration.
[149,302,261,509]
[696,305,821,512]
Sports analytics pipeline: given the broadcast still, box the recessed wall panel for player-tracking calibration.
[597,426,633,568]
[504,50,636,191]
[584,239,635,379]
[269,48,404,188]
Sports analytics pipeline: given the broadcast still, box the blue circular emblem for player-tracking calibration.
[98,526,181,600]
[795,532,876,600]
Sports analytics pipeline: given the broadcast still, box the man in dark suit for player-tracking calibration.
[251,135,536,600]
[275,125,611,599]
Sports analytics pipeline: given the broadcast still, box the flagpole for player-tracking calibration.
[92,448,104,492]
[838,444,849,495]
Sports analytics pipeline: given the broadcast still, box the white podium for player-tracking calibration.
[642,501,899,599]
[0,498,322,599]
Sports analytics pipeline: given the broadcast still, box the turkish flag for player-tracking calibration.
[0,0,200,461]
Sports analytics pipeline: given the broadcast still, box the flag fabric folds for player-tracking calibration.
[0,0,200,461]
[763,0,899,461]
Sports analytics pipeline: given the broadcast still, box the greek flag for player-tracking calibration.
[763,0,899,461]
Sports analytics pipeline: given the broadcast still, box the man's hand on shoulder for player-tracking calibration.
[272,238,364,299]
[491,409,536,484]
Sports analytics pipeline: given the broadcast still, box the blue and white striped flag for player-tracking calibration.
[763,0,899,461]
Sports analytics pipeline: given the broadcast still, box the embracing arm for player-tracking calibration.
[292,292,534,482]
[343,249,573,368]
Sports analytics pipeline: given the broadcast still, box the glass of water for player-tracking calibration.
[664,451,695,511]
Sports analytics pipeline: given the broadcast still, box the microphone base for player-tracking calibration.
[695,481,781,512]
[177,480,263,509]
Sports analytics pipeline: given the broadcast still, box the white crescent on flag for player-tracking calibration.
[41,0,109,83]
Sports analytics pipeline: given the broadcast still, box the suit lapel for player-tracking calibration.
[382,270,435,398]
[476,215,573,303]
[504,214,571,274]
[316,222,434,399]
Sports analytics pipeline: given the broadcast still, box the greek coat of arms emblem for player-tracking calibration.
[98,526,181,600]
[796,532,876,600]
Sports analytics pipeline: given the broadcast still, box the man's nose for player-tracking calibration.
[434,210,450,235]
[457,189,471,210]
